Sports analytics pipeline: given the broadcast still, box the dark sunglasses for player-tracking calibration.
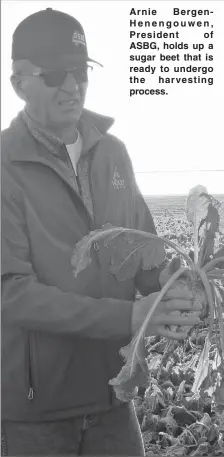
[18,64,93,87]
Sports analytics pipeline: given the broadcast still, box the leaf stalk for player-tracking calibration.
[130,267,189,376]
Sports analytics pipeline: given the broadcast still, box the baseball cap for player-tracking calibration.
[11,8,102,69]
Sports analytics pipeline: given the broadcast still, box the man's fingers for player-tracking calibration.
[163,287,193,301]
[155,313,201,326]
[156,325,188,340]
[163,299,203,312]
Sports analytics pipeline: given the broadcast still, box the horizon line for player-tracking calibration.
[136,170,224,174]
[143,193,224,197]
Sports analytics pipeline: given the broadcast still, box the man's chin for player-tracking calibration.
[54,111,82,128]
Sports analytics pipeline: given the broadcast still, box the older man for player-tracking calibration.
[1,8,201,456]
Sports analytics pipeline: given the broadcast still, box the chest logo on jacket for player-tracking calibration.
[112,166,126,190]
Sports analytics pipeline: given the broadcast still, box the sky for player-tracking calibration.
[1,0,224,195]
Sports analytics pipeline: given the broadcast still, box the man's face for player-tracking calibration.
[21,61,88,131]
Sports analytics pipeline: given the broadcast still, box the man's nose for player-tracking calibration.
[61,72,80,92]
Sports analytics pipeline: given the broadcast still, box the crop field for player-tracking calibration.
[71,192,224,456]
[132,194,224,457]
[145,194,224,257]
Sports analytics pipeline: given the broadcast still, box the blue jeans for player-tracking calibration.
[1,402,145,456]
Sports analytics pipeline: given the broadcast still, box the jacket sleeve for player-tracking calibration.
[1,169,133,340]
[121,145,167,296]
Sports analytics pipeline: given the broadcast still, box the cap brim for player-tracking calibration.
[88,57,103,67]
[29,53,103,69]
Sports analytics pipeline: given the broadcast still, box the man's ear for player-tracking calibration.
[10,74,27,102]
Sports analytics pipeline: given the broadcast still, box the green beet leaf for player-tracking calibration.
[71,223,113,277]
[105,230,165,280]
[71,224,166,281]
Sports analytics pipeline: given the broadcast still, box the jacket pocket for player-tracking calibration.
[25,332,37,402]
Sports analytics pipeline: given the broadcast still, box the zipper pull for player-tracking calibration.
[28,387,34,400]
[82,415,89,431]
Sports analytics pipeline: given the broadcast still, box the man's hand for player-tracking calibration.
[159,257,182,288]
[131,286,202,340]
[159,256,207,311]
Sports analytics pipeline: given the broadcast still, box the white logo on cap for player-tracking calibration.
[72,31,86,47]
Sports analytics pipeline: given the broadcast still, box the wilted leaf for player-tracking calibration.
[161,380,175,391]
[214,378,224,408]
[182,353,200,372]
[186,185,210,264]
[212,285,224,361]
[199,203,220,267]
[216,285,224,306]
[147,354,162,373]
[185,392,205,413]
[166,387,174,401]
[186,185,209,228]
[160,412,178,435]
[163,443,188,457]
[212,348,222,371]
[159,432,173,448]
[109,332,149,402]
[147,339,167,353]
[145,384,166,412]
[142,413,160,433]
[191,442,210,456]
[175,380,186,401]
[171,405,197,426]
[207,423,219,444]
[192,335,211,393]
[170,364,186,386]
[200,412,212,427]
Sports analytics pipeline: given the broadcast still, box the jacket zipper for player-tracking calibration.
[26,333,35,401]
[82,149,113,408]
[62,145,94,229]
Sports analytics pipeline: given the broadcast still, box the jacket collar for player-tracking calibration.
[21,109,64,155]
[78,109,114,154]
[7,108,114,163]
